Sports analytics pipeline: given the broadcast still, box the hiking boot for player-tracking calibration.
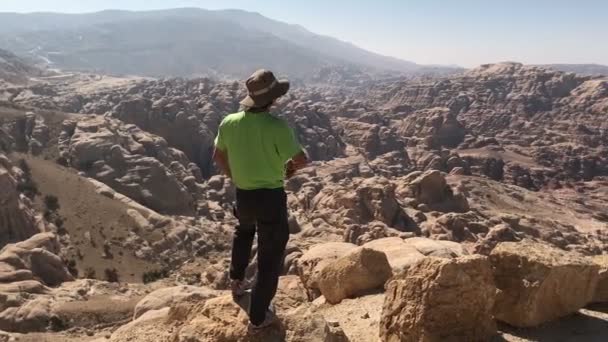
[247,307,277,334]
[231,279,248,298]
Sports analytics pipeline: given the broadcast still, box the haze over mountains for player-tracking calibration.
[0,8,463,80]
[1,5,608,342]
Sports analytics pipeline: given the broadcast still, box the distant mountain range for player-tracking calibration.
[540,64,608,76]
[0,8,462,80]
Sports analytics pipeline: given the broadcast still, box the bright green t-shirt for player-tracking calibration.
[214,111,302,190]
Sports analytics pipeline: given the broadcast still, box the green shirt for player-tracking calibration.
[214,111,302,190]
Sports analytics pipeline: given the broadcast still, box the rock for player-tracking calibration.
[29,248,74,286]
[317,247,392,304]
[592,255,608,303]
[0,234,73,287]
[398,170,469,213]
[362,237,425,273]
[0,156,45,248]
[474,224,521,255]
[296,242,357,299]
[288,216,302,234]
[133,285,217,319]
[380,256,496,342]
[274,275,309,311]
[58,116,196,215]
[0,297,53,332]
[490,240,600,327]
[110,308,172,342]
[174,294,348,342]
[403,237,465,258]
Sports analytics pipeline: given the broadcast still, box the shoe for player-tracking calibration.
[247,308,277,334]
[231,279,248,298]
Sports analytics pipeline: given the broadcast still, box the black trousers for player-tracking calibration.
[230,187,290,325]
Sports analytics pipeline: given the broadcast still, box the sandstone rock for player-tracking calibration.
[133,285,217,319]
[171,293,349,342]
[0,296,53,332]
[403,237,466,258]
[474,224,521,255]
[592,255,608,303]
[362,237,425,273]
[490,240,600,327]
[58,116,196,215]
[0,234,73,287]
[380,255,496,342]
[317,247,392,304]
[0,156,45,248]
[296,242,357,299]
[110,308,172,342]
[398,170,469,213]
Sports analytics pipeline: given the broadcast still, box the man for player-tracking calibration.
[213,69,308,332]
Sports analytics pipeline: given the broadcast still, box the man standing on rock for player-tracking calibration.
[213,69,308,332]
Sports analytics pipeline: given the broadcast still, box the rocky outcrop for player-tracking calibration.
[490,240,600,327]
[362,237,425,273]
[0,155,46,248]
[395,107,466,148]
[296,242,357,300]
[58,116,197,215]
[380,255,496,342]
[0,233,72,287]
[317,247,392,304]
[110,277,348,342]
[592,255,608,303]
[0,233,75,332]
[397,170,469,213]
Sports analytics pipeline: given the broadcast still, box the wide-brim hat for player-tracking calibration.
[240,69,290,108]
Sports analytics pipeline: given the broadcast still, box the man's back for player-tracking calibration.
[214,111,301,190]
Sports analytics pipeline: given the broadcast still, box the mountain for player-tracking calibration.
[540,64,608,76]
[0,8,460,79]
[0,48,43,84]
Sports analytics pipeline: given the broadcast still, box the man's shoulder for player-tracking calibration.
[222,111,245,124]
[220,112,243,126]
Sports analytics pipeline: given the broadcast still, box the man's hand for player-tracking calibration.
[285,151,309,179]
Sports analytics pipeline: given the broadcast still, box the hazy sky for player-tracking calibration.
[2,0,607,67]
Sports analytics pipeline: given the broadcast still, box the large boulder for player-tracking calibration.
[592,255,608,303]
[296,242,357,299]
[0,296,53,333]
[380,256,496,342]
[362,238,425,273]
[317,247,392,304]
[490,240,600,327]
[403,237,466,258]
[397,170,469,213]
[0,233,73,287]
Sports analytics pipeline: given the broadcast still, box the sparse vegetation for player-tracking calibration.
[105,268,120,283]
[84,267,96,279]
[142,268,170,284]
[64,258,78,277]
[16,159,39,199]
[55,156,69,167]
[44,194,60,212]
[48,315,67,332]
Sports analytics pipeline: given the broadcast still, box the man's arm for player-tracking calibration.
[213,147,231,178]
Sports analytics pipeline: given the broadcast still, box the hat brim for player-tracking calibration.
[240,80,290,108]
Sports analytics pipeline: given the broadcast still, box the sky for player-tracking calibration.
[1,0,607,67]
